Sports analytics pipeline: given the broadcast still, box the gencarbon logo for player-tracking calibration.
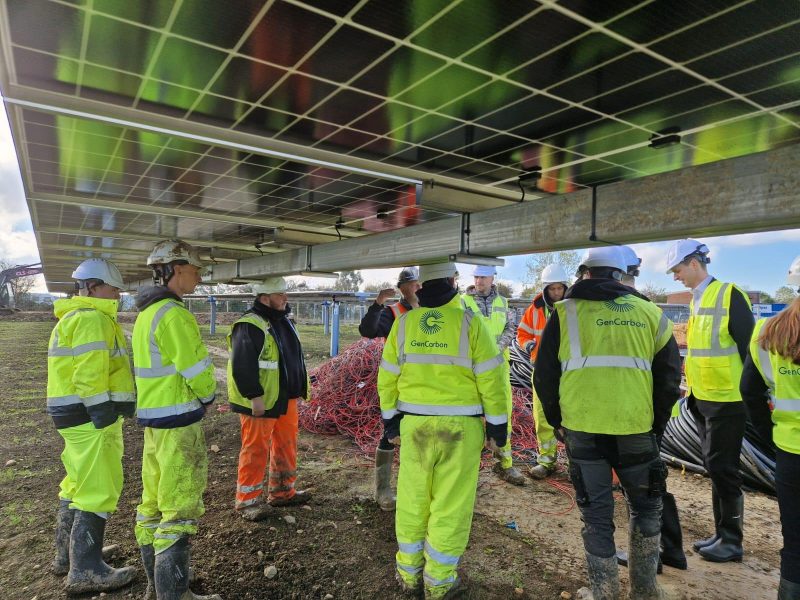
[603,298,634,312]
[419,310,444,335]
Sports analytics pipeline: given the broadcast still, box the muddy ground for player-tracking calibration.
[0,317,783,599]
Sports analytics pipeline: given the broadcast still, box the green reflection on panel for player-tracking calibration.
[56,116,125,185]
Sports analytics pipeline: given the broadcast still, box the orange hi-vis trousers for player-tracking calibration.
[235,398,299,509]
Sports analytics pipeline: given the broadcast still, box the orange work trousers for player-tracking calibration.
[235,398,299,509]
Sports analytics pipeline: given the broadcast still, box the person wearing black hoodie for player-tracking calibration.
[534,246,682,600]
[227,277,311,522]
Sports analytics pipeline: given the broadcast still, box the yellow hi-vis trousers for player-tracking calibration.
[135,422,208,553]
[395,415,483,599]
[497,357,514,469]
[532,378,557,466]
[58,417,124,515]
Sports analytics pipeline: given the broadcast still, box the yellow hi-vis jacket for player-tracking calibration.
[226,313,281,413]
[47,296,135,429]
[378,295,508,425]
[133,297,216,428]
[749,318,800,454]
[461,292,509,345]
[556,295,673,434]
[686,280,751,402]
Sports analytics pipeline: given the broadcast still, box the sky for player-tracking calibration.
[1,98,797,298]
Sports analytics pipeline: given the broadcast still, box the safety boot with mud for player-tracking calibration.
[698,494,743,563]
[628,531,664,599]
[140,544,155,600]
[154,536,221,600]
[528,463,556,480]
[585,552,620,600]
[268,489,312,507]
[53,499,75,576]
[424,574,464,599]
[239,501,273,522]
[395,571,422,597]
[375,447,396,511]
[493,463,527,486]
[64,510,136,595]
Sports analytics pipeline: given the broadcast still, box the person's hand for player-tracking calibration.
[485,422,507,449]
[376,288,396,306]
[251,396,265,417]
[383,414,403,445]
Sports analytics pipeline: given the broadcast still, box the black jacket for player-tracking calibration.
[533,278,682,436]
[358,299,414,338]
[740,352,777,452]
[230,301,308,418]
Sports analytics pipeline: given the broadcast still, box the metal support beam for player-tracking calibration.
[204,143,800,280]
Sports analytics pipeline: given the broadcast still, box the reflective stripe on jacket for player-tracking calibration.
[517,293,548,361]
[378,295,508,425]
[47,297,135,429]
[389,302,410,320]
[132,298,216,428]
[556,295,673,434]
[686,280,750,402]
[749,318,800,454]
[227,313,280,413]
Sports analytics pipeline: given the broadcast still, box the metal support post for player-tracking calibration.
[330,300,341,357]
[322,300,330,335]
[208,295,217,335]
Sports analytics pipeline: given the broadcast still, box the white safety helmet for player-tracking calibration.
[253,277,287,295]
[577,246,627,275]
[787,255,800,288]
[147,239,204,268]
[665,239,710,273]
[419,262,458,283]
[472,265,496,277]
[619,245,642,277]
[541,264,570,286]
[71,258,125,290]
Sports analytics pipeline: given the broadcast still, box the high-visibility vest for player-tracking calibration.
[685,280,750,402]
[378,295,508,425]
[556,295,673,434]
[132,298,216,428]
[461,292,508,344]
[389,302,410,320]
[226,313,281,412]
[749,318,800,454]
[46,296,134,428]
[517,293,549,361]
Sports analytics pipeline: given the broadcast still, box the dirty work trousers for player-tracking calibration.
[564,429,663,558]
[395,415,484,599]
[58,417,124,516]
[236,398,299,509]
[495,357,515,469]
[777,448,800,584]
[135,422,207,554]
[531,374,557,466]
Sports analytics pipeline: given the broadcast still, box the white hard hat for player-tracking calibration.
[665,239,710,273]
[253,277,287,295]
[71,258,125,290]
[147,239,204,268]
[419,262,458,283]
[578,246,627,274]
[619,246,642,276]
[397,267,419,286]
[788,255,800,287]
[541,264,570,286]
[472,265,496,277]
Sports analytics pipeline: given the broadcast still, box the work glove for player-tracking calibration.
[383,414,403,445]
[485,422,507,450]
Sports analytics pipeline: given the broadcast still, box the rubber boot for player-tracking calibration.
[585,552,620,600]
[155,536,221,600]
[615,550,663,574]
[660,492,687,570]
[778,577,800,600]
[629,531,663,599]
[699,494,743,563]
[64,511,136,595]
[141,545,155,600]
[692,489,721,551]
[375,447,396,511]
[53,499,75,576]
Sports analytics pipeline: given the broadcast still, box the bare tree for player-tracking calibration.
[363,280,395,293]
[336,270,363,292]
[639,282,668,303]
[494,280,515,298]
[524,250,581,292]
[775,285,798,304]
[0,259,37,308]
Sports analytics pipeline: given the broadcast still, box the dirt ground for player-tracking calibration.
[0,317,783,599]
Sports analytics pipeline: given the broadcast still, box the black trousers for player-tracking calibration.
[688,397,745,500]
[777,448,800,583]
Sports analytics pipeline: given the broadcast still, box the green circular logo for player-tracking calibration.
[419,310,445,335]
[603,298,634,312]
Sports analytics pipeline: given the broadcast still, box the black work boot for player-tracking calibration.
[64,511,136,595]
[53,499,75,576]
[141,545,155,600]
[660,492,687,570]
[698,494,743,563]
[154,536,221,600]
[692,489,722,551]
[374,447,396,511]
